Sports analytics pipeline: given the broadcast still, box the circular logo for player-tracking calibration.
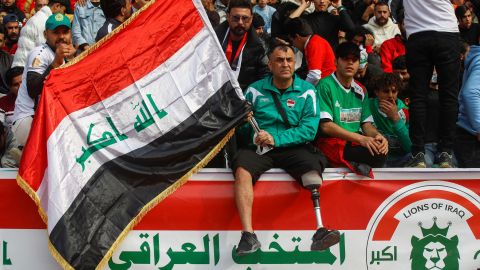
[365,181,480,270]
[55,13,64,21]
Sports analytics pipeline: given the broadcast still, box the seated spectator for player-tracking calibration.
[0,121,20,167]
[289,0,355,49]
[270,1,298,41]
[95,0,132,41]
[363,2,400,50]
[2,14,20,55]
[285,17,336,86]
[346,26,382,73]
[72,0,105,53]
[1,0,26,24]
[0,66,22,128]
[0,25,13,94]
[369,73,411,167]
[392,55,409,85]
[456,5,480,45]
[12,13,75,147]
[379,9,405,72]
[252,13,270,51]
[354,47,382,94]
[253,0,276,33]
[12,0,69,68]
[455,45,480,168]
[314,42,388,177]
[233,43,339,255]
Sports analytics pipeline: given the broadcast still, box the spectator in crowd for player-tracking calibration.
[214,0,268,90]
[95,0,131,41]
[1,0,26,24]
[403,0,463,168]
[455,45,480,168]
[369,73,411,167]
[270,1,298,40]
[252,0,275,33]
[34,0,49,12]
[456,5,480,45]
[252,12,270,51]
[363,2,400,49]
[12,0,69,68]
[233,43,339,256]
[0,66,22,128]
[315,42,387,177]
[354,47,382,92]
[215,0,229,23]
[392,55,409,99]
[0,121,20,167]
[289,0,355,49]
[346,25,382,71]
[388,0,402,23]
[379,9,405,72]
[0,9,7,24]
[72,0,105,53]
[12,13,75,147]
[202,0,220,27]
[285,17,335,85]
[2,14,20,55]
[0,25,13,94]
[352,0,377,25]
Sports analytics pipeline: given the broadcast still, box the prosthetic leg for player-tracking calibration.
[302,171,341,251]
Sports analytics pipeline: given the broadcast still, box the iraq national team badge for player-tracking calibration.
[286,99,295,109]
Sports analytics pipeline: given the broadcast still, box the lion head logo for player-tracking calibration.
[410,218,460,270]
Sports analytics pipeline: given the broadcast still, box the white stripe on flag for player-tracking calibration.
[38,26,241,232]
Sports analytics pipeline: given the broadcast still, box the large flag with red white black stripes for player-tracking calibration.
[16,1,250,269]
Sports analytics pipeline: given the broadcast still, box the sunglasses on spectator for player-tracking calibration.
[230,15,251,22]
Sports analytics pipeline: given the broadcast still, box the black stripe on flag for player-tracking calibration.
[49,81,250,269]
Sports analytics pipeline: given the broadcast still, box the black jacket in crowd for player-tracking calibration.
[214,21,269,90]
[303,9,355,49]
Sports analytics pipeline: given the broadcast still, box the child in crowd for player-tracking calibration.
[369,73,411,167]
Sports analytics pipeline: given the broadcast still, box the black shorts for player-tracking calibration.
[232,144,327,184]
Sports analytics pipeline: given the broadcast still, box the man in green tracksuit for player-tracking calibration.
[232,43,340,256]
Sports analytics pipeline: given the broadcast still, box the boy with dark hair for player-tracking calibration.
[95,0,132,41]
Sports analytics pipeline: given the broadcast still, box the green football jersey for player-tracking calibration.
[317,74,373,134]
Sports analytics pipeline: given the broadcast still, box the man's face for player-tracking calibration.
[0,33,4,47]
[268,47,295,80]
[35,0,48,11]
[227,7,252,37]
[336,55,360,79]
[258,0,267,8]
[9,73,22,97]
[255,26,264,36]
[2,0,15,7]
[374,5,390,26]
[460,10,473,29]
[122,0,132,19]
[393,68,409,82]
[44,26,71,49]
[51,3,67,14]
[314,0,331,12]
[352,35,365,47]
[5,22,19,42]
[375,86,398,104]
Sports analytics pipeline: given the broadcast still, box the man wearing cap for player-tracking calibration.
[12,13,75,147]
[2,14,20,55]
[12,0,69,68]
[314,42,387,177]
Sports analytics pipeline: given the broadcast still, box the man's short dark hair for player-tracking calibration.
[5,67,23,87]
[48,0,68,8]
[227,0,252,13]
[392,55,406,70]
[345,26,373,43]
[374,2,389,11]
[101,0,128,19]
[252,13,265,28]
[455,5,469,20]
[284,17,313,38]
[268,42,294,58]
[335,42,360,60]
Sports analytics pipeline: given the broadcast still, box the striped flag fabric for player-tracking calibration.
[16,0,251,269]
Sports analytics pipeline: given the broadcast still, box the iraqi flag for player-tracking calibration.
[16,0,251,269]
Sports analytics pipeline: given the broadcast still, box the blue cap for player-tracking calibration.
[45,13,71,30]
[3,14,19,25]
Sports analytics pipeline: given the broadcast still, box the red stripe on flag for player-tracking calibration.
[19,0,205,190]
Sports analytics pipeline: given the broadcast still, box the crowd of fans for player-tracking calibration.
[0,0,479,170]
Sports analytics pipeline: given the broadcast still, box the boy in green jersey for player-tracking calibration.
[314,42,388,177]
[369,73,411,167]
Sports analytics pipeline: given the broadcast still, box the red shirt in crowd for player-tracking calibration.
[2,43,18,55]
[380,35,406,72]
[304,35,336,80]
[0,94,16,127]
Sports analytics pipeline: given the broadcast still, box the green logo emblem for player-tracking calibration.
[410,217,460,270]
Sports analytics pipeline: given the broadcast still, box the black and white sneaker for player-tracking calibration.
[311,227,341,251]
[235,231,261,256]
[405,152,427,168]
[437,152,455,168]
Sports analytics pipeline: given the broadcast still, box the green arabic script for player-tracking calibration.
[2,241,12,265]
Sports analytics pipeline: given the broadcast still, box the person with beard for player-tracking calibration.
[2,14,20,55]
[288,0,355,49]
[12,0,69,68]
[214,0,268,90]
[456,5,480,45]
[12,13,75,147]
[95,0,131,41]
[363,2,400,50]
[314,42,387,177]
[1,0,26,24]
[379,9,405,72]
